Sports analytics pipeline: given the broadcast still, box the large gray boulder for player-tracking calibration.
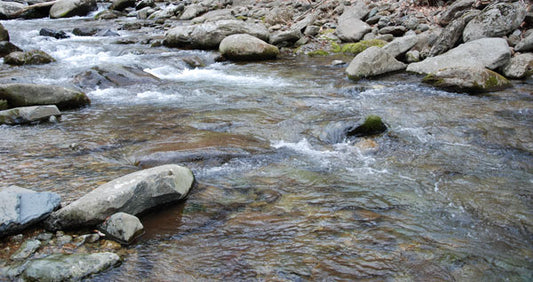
[0,105,61,125]
[463,2,527,42]
[164,20,269,49]
[98,212,144,244]
[336,17,371,42]
[0,186,61,237]
[0,83,90,110]
[0,1,24,19]
[72,64,160,90]
[429,10,480,57]
[49,0,97,18]
[515,31,533,52]
[4,50,55,65]
[422,66,511,93]
[180,4,206,20]
[22,252,120,281]
[220,34,279,61]
[345,46,406,80]
[44,164,195,230]
[406,38,511,74]
[502,53,533,79]
[438,0,475,26]
[382,34,418,58]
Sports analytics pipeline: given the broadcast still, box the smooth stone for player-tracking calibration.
[0,105,61,125]
[0,83,90,110]
[345,46,406,80]
[97,212,144,244]
[220,33,279,61]
[22,252,120,281]
[422,66,511,93]
[49,0,97,18]
[44,165,195,230]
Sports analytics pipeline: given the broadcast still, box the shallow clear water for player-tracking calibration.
[1,16,532,281]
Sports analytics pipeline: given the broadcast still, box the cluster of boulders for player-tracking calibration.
[0,164,195,280]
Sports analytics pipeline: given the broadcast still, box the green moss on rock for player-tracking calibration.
[340,39,387,55]
[0,99,7,110]
[347,115,387,137]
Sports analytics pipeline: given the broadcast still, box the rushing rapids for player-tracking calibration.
[0,14,532,280]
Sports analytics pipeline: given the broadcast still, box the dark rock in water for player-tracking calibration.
[135,0,155,10]
[136,147,251,168]
[16,1,55,19]
[347,115,387,138]
[44,165,195,230]
[22,252,120,281]
[0,105,62,125]
[39,28,69,39]
[0,186,61,237]
[110,0,135,11]
[220,34,279,61]
[97,212,144,244]
[422,66,511,93]
[4,50,55,65]
[49,0,97,18]
[0,83,90,110]
[320,116,387,143]
[72,27,99,36]
[72,64,160,89]
[0,23,9,41]
[0,41,22,57]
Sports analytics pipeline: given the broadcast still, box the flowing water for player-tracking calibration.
[1,14,532,281]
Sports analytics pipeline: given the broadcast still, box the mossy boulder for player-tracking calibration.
[347,115,387,138]
[4,50,55,65]
[307,49,329,57]
[340,39,386,55]
[422,67,511,93]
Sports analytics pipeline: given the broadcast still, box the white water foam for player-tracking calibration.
[144,66,291,88]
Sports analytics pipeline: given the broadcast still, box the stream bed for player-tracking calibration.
[1,15,532,280]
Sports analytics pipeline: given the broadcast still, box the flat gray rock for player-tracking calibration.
[0,186,61,236]
[0,105,61,125]
[346,46,406,80]
[406,37,511,74]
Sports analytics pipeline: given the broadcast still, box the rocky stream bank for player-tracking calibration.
[0,0,532,280]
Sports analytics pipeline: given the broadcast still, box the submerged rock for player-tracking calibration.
[220,34,279,61]
[0,186,61,237]
[463,1,527,42]
[345,46,406,80]
[98,212,144,244]
[44,164,195,230]
[0,105,61,125]
[422,67,511,93]
[22,252,120,281]
[0,83,90,110]
[4,50,55,65]
[407,38,511,74]
[164,20,269,49]
[347,115,388,138]
[136,147,251,168]
[49,0,97,19]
